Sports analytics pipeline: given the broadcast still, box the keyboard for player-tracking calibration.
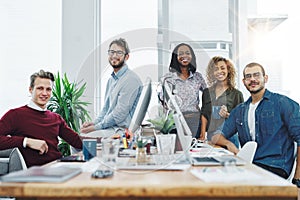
[152,154,189,165]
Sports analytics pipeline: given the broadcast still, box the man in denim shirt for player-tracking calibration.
[212,62,300,185]
[80,38,142,138]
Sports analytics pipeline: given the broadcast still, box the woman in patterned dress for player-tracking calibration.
[159,43,207,138]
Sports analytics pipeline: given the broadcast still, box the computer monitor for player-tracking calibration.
[128,77,152,134]
[163,83,192,137]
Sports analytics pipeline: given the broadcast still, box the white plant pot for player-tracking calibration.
[155,134,176,155]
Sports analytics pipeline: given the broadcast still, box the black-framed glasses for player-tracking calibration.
[108,50,125,57]
[244,72,262,80]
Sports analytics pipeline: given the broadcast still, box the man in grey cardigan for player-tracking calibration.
[80,38,142,138]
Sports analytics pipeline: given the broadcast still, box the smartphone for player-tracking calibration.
[91,170,114,179]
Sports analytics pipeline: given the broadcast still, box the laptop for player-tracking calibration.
[0,166,82,182]
[173,113,246,166]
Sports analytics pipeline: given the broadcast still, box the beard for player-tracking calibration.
[249,85,264,94]
[246,81,265,94]
[109,59,125,69]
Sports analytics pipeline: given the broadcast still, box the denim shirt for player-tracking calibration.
[94,64,142,130]
[221,89,300,175]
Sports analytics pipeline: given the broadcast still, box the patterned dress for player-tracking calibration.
[160,71,207,137]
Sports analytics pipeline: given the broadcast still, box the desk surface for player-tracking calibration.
[0,161,298,200]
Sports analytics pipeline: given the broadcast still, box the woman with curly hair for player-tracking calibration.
[200,56,244,147]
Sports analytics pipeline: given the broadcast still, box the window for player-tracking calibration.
[0,0,61,116]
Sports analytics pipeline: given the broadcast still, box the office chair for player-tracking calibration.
[0,148,27,175]
[237,141,257,163]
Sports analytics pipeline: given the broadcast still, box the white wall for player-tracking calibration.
[61,0,100,119]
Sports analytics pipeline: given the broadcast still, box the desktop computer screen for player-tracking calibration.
[128,77,152,134]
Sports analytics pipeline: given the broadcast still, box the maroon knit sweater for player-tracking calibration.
[0,105,82,167]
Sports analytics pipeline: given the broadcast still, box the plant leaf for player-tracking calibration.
[47,72,91,156]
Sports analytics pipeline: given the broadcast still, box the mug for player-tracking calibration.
[82,139,97,161]
[212,106,221,120]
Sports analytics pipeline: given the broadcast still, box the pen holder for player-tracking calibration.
[136,147,147,164]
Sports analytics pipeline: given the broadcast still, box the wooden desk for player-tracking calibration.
[0,161,297,200]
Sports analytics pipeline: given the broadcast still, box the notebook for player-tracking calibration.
[173,113,246,166]
[0,166,82,182]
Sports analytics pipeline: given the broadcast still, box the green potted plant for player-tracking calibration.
[147,109,176,154]
[147,109,176,134]
[47,72,91,156]
[136,137,148,163]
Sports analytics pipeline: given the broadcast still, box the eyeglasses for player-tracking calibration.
[244,72,262,80]
[108,50,125,57]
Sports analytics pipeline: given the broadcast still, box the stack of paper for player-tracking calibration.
[190,167,262,183]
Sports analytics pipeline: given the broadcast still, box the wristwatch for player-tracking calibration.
[292,178,300,187]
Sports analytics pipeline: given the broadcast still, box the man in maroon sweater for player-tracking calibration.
[0,70,83,167]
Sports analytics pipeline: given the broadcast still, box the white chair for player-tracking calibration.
[237,141,257,163]
[287,142,297,182]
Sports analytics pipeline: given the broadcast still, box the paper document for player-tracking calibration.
[190,167,262,183]
[50,157,100,172]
